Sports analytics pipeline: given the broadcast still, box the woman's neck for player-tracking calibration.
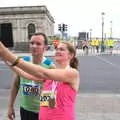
[57,61,70,69]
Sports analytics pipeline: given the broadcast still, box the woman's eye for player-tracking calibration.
[57,48,65,51]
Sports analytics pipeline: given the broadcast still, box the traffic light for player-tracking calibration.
[65,24,68,31]
[62,24,65,31]
[58,23,68,32]
[58,24,62,31]
[62,24,67,32]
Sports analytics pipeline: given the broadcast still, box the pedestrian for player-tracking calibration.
[6,32,55,120]
[0,41,80,120]
[82,40,88,55]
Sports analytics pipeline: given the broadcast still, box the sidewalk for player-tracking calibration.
[13,49,120,57]
[1,89,120,120]
[76,93,120,120]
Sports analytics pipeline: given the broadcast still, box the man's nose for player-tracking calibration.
[32,44,37,48]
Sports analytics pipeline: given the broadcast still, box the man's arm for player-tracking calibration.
[7,73,20,120]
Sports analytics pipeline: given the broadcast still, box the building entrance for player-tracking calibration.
[0,23,13,47]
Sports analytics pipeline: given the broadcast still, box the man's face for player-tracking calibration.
[29,35,46,57]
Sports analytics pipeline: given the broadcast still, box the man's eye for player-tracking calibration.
[30,42,34,45]
[36,43,41,45]
[30,42,41,45]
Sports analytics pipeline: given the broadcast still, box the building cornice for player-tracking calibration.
[0,6,55,23]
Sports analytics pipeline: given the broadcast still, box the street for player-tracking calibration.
[79,55,120,93]
[1,55,120,93]
[1,55,120,120]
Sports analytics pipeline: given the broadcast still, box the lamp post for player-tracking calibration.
[101,12,105,52]
[89,29,92,41]
[110,21,112,39]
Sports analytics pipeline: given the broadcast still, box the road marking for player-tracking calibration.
[95,56,120,69]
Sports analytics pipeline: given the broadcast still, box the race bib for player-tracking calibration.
[23,83,40,96]
[40,91,56,107]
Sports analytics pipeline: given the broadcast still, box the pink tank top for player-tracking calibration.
[39,80,77,120]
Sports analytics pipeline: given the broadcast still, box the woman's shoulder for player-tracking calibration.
[68,67,79,75]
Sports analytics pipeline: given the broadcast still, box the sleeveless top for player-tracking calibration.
[39,79,77,120]
[19,56,53,113]
[83,41,88,47]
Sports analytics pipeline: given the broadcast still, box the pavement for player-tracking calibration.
[1,49,120,120]
[1,89,120,120]
[13,49,120,57]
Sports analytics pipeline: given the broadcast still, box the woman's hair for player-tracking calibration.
[61,42,79,69]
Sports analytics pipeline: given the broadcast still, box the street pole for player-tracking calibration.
[110,21,112,39]
[101,12,105,52]
[89,29,92,41]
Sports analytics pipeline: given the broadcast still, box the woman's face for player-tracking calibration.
[55,43,71,62]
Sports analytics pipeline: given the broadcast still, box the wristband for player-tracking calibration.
[11,57,20,67]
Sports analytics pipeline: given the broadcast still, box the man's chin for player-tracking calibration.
[32,54,38,56]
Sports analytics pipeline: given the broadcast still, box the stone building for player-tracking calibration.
[0,5,55,51]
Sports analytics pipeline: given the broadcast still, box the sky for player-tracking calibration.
[0,0,120,38]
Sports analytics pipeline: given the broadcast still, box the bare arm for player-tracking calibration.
[5,60,44,82]
[7,74,19,119]
[0,42,79,84]
[8,74,19,108]
[11,59,79,84]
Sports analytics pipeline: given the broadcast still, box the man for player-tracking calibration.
[7,32,55,120]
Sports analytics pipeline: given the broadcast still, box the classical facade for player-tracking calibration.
[0,6,55,51]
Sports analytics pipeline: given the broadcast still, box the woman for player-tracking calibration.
[0,41,80,120]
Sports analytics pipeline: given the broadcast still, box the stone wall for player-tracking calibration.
[0,6,55,51]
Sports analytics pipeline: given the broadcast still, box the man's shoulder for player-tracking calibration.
[22,56,31,62]
[42,56,54,65]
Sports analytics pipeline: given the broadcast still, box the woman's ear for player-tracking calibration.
[69,53,74,60]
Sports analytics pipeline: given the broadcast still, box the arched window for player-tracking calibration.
[28,23,36,40]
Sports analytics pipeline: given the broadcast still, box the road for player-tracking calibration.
[79,55,120,93]
[1,55,120,120]
[1,55,120,93]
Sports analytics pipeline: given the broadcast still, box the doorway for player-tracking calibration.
[0,23,13,47]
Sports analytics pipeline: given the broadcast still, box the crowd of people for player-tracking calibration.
[81,38,115,54]
[0,32,80,120]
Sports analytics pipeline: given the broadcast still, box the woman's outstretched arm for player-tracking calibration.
[0,41,79,84]
[4,60,45,82]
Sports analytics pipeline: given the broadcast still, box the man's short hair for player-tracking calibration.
[31,32,48,45]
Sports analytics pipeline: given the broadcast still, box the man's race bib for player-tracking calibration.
[23,83,40,96]
[40,91,56,107]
